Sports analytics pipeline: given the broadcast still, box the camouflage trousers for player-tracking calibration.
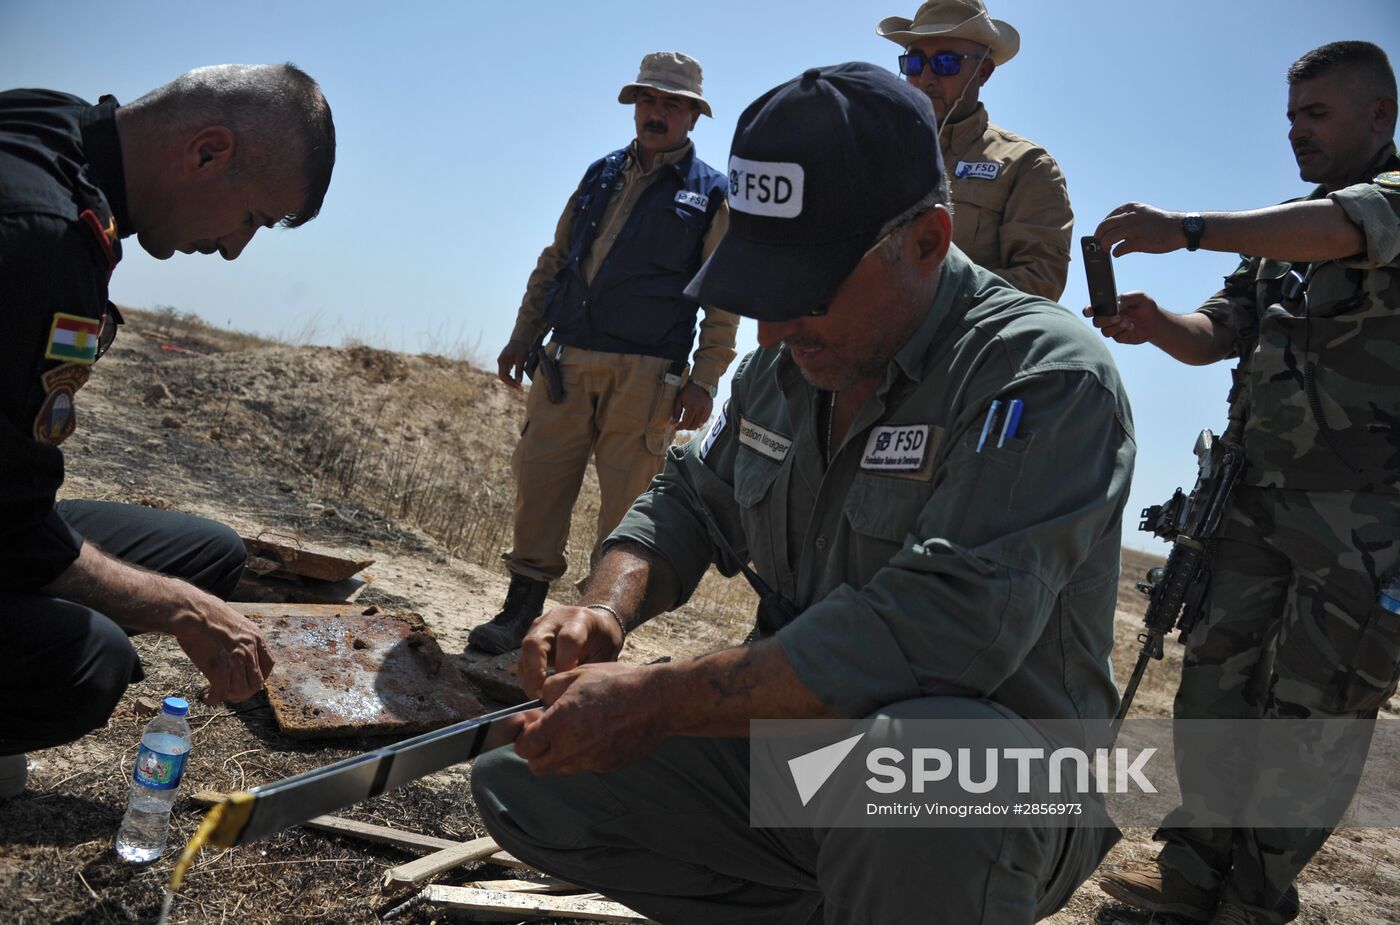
[1157,485,1400,923]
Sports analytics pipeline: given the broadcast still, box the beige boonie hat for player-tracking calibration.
[877,0,1020,65]
[618,51,713,118]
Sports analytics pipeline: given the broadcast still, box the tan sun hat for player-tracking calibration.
[618,51,713,118]
[876,0,1020,65]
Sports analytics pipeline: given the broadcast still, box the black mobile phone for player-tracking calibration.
[1081,236,1119,317]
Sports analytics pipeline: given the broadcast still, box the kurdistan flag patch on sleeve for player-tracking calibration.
[44,312,102,364]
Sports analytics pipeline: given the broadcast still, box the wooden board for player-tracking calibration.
[240,534,373,583]
[380,835,501,892]
[240,604,483,738]
[419,885,654,923]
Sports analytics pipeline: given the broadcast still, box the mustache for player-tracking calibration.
[643,120,667,133]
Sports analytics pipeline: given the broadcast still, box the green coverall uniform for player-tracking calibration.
[474,248,1137,924]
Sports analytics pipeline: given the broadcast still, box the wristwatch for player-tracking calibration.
[692,380,718,399]
[1182,213,1205,252]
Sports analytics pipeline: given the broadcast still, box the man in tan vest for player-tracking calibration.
[878,0,1074,299]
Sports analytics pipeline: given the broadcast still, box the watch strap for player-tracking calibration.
[1183,213,1205,252]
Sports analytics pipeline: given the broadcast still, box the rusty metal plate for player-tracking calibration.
[246,605,483,739]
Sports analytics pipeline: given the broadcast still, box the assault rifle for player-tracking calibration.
[1113,429,1243,733]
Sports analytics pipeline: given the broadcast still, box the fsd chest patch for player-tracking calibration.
[738,416,791,462]
[955,161,1001,181]
[861,424,931,472]
[33,363,91,446]
[1373,170,1400,190]
[675,190,710,211]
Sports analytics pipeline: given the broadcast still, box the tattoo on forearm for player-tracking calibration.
[704,645,762,705]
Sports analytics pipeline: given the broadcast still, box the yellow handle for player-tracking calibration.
[165,791,255,894]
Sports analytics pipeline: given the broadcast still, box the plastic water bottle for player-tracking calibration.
[115,696,191,862]
[1382,572,1400,615]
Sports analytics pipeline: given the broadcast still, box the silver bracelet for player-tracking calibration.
[584,603,627,640]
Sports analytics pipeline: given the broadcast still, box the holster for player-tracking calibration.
[526,343,565,404]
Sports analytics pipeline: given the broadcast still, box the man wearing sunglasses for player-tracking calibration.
[0,65,335,797]
[878,0,1074,301]
[475,52,737,656]
[472,63,1134,924]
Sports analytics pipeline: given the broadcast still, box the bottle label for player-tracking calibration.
[133,742,187,790]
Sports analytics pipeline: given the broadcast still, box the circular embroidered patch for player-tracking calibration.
[33,386,77,445]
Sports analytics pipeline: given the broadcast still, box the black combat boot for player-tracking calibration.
[468,574,550,655]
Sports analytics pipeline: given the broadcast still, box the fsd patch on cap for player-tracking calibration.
[685,63,944,322]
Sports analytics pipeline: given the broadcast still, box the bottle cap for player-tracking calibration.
[162,696,190,717]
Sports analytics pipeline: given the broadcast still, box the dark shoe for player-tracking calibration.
[468,575,549,655]
[0,754,28,798]
[1099,860,1217,922]
[1209,904,1264,925]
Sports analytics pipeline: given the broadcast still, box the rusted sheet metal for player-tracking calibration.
[460,650,528,705]
[245,605,483,739]
[240,534,373,583]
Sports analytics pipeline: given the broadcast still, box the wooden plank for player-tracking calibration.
[240,534,373,582]
[302,816,459,853]
[467,877,579,894]
[380,835,501,893]
[189,791,459,853]
[419,885,654,923]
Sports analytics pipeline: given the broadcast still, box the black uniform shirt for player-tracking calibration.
[0,89,128,591]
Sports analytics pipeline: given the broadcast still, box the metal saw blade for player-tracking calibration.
[208,700,540,847]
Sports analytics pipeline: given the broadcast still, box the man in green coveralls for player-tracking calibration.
[473,62,1135,924]
[1091,41,1400,925]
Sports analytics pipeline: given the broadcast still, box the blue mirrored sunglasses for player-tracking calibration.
[897,51,979,78]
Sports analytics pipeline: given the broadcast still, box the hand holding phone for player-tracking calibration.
[1081,236,1119,317]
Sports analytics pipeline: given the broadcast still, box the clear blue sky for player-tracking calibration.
[3,1,1398,553]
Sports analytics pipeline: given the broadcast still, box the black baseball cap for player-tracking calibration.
[684,61,943,322]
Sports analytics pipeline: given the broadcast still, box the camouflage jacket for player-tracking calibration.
[1197,148,1400,494]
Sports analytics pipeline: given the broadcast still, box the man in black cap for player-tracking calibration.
[0,65,335,796]
[473,62,1134,922]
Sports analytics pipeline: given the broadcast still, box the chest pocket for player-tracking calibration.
[843,472,931,550]
[951,172,1009,265]
[648,203,708,272]
[734,449,785,583]
[734,448,782,508]
[1300,261,1368,319]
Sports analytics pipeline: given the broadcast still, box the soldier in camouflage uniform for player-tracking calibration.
[1086,41,1400,925]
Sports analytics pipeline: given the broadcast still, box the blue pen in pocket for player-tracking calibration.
[997,399,1024,448]
[976,400,1002,453]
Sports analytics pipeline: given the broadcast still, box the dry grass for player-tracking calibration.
[0,636,499,925]
[6,311,1396,925]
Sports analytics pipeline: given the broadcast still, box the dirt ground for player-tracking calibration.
[0,309,1395,924]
